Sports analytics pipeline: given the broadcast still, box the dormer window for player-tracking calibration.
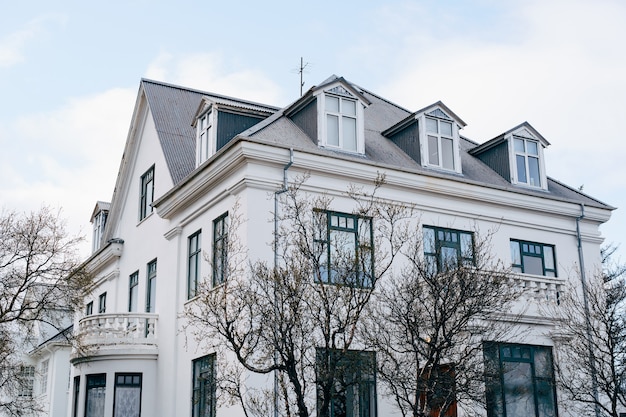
[514,137,541,187]
[426,117,455,170]
[197,110,214,164]
[325,95,358,152]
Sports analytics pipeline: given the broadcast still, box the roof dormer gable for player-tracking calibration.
[470,122,550,190]
[192,96,274,167]
[383,101,466,174]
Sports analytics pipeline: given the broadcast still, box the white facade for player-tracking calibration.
[63,76,612,417]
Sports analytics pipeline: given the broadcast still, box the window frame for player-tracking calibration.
[423,226,475,273]
[192,354,216,417]
[146,259,157,313]
[39,359,49,395]
[197,109,214,165]
[85,301,93,316]
[72,376,80,417]
[113,373,142,417]
[139,165,155,221]
[18,365,35,398]
[128,271,139,312]
[85,373,107,417]
[424,117,457,171]
[510,239,557,277]
[188,230,202,299]
[324,93,359,152]
[314,210,374,288]
[212,213,228,287]
[483,342,558,417]
[316,349,377,417]
[98,292,106,314]
[513,136,542,187]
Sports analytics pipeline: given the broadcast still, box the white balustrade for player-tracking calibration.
[77,313,158,347]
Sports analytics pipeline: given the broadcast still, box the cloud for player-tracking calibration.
[145,51,288,105]
[0,14,67,68]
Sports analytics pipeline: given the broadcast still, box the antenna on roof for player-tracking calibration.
[293,57,311,97]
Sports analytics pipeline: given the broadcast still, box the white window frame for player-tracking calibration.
[419,115,461,173]
[196,109,215,165]
[506,128,548,189]
[316,90,365,154]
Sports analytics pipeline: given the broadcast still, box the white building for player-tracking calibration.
[66,75,612,417]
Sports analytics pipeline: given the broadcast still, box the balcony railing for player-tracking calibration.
[76,313,158,349]
[512,274,563,304]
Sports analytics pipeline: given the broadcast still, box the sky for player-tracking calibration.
[1,0,625,263]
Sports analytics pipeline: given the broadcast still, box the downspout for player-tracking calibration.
[576,203,601,417]
[274,148,293,417]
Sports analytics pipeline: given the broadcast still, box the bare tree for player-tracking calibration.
[0,206,91,416]
[184,175,413,417]
[551,244,626,417]
[362,226,522,417]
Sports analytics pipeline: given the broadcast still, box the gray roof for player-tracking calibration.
[143,78,613,210]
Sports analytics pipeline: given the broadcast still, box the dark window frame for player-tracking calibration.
[113,373,142,417]
[72,376,80,417]
[85,301,93,316]
[423,226,475,273]
[188,230,202,298]
[85,373,106,417]
[314,210,374,288]
[316,349,377,417]
[146,259,157,313]
[139,165,155,221]
[212,213,228,287]
[128,271,139,312]
[483,342,558,417]
[510,239,557,277]
[98,292,106,314]
[192,354,216,417]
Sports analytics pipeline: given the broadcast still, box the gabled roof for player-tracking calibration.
[90,201,110,222]
[469,121,549,156]
[382,100,467,138]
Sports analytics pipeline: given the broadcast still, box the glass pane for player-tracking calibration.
[441,137,454,170]
[543,246,554,270]
[440,246,458,270]
[514,138,525,153]
[114,386,141,417]
[86,387,106,417]
[428,135,439,165]
[423,228,435,253]
[342,99,356,116]
[527,140,539,156]
[327,115,339,146]
[510,242,521,265]
[440,121,453,137]
[326,96,339,112]
[343,117,357,151]
[129,286,137,312]
[460,233,473,258]
[523,255,543,275]
[534,347,553,378]
[503,362,535,417]
[516,155,527,183]
[426,118,438,133]
[528,157,540,186]
[536,379,557,417]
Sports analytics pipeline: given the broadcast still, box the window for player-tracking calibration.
[146,260,157,313]
[92,210,108,252]
[98,292,106,314]
[139,166,154,220]
[212,214,228,287]
[113,373,142,417]
[316,349,376,417]
[423,226,474,273]
[188,230,202,299]
[425,117,455,170]
[192,354,216,417]
[510,240,556,277]
[513,137,541,187]
[129,272,139,312]
[85,374,106,417]
[17,365,35,397]
[325,94,358,152]
[85,301,93,316]
[197,111,213,164]
[484,342,557,417]
[39,359,49,395]
[314,211,374,287]
[72,376,80,417]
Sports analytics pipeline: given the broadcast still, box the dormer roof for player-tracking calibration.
[469,121,549,156]
[382,101,466,137]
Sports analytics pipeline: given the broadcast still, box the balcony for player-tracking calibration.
[72,313,158,361]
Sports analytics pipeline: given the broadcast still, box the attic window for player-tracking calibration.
[197,110,214,164]
[325,95,358,152]
[426,117,455,170]
[514,137,541,187]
